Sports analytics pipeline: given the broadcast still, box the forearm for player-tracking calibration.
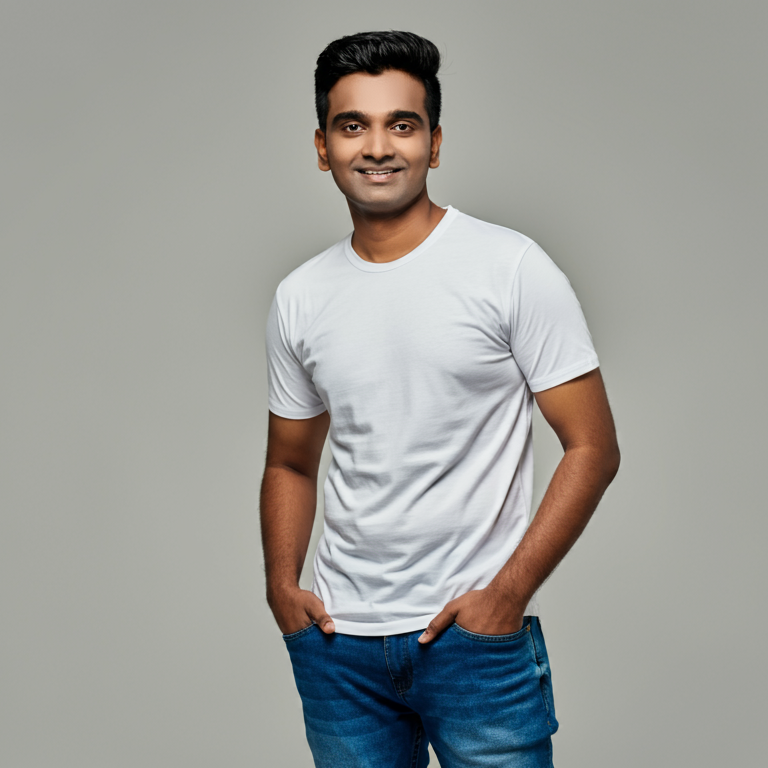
[259,464,318,603]
[488,443,619,607]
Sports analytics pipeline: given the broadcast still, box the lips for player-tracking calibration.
[356,168,402,181]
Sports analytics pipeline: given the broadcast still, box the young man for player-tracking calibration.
[261,31,620,768]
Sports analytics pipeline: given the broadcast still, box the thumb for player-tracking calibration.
[418,606,457,644]
[305,592,335,634]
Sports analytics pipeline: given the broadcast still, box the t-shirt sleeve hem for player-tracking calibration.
[268,402,328,419]
[527,357,600,393]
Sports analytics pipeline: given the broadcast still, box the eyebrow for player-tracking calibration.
[330,110,425,128]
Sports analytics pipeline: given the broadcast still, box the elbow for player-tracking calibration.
[604,443,621,485]
[564,438,621,488]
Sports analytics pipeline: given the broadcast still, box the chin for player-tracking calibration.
[354,196,408,212]
[346,187,426,216]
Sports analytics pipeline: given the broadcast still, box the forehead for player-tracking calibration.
[327,70,427,119]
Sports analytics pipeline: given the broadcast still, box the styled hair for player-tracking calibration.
[315,31,442,132]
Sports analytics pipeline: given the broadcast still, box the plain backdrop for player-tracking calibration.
[1,2,766,767]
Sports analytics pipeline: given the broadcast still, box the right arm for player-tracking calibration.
[259,409,336,634]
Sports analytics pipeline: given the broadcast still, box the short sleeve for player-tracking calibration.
[509,242,600,392]
[265,291,327,418]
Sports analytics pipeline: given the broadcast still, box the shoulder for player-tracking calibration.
[273,236,348,307]
[450,209,535,259]
[445,209,538,280]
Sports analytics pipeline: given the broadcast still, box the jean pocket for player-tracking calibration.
[451,616,532,643]
[281,623,316,642]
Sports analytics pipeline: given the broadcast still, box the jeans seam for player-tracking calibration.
[403,635,412,686]
[451,616,532,643]
[384,637,413,704]
[409,721,424,768]
[529,618,544,666]
[383,637,409,701]
[282,623,315,642]
[529,619,555,732]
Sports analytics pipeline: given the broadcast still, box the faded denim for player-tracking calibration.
[283,615,558,767]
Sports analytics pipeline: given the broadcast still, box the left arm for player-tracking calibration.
[418,367,620,643]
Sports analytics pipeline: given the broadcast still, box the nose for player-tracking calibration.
[361,125,394,161]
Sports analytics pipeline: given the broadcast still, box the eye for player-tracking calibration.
[392,123,411,132]
[344,123,363,132]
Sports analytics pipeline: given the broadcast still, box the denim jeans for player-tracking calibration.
[282,615,558,767]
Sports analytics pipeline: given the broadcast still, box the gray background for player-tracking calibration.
[1,1,765,766]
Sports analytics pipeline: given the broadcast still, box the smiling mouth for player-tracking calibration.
[357,169,402,177]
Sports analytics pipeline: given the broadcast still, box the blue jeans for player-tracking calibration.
[282,615,559,767]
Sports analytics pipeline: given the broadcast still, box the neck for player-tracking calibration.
[348,188,447,264]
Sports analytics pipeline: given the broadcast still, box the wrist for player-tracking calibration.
[485,579,529,611]
[266,581,302,607]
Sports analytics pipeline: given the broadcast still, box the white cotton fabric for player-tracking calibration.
[266,206,599,635]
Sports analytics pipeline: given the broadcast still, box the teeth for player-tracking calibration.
[363,170,396,174]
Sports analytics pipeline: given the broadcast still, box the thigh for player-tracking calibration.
[283,624,429,768]
[410,616,558,768]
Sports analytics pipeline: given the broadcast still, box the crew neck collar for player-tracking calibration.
[344,205,459,273]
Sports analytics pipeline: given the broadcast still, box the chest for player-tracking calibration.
[300,276,522,405]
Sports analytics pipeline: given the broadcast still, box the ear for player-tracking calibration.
[314,129,331,172]
[429,125,442,169]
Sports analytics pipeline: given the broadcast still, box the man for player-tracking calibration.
[261,30,620,768]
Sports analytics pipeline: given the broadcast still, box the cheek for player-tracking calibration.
[326,137,356,160]
[328,167,349,191]
[407,147,433,177]
[408,140,434,166]
[325,151,352,182]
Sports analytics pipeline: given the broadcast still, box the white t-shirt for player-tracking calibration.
[266,206,599,635]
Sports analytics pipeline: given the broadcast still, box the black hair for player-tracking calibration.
[315,31,442,132]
